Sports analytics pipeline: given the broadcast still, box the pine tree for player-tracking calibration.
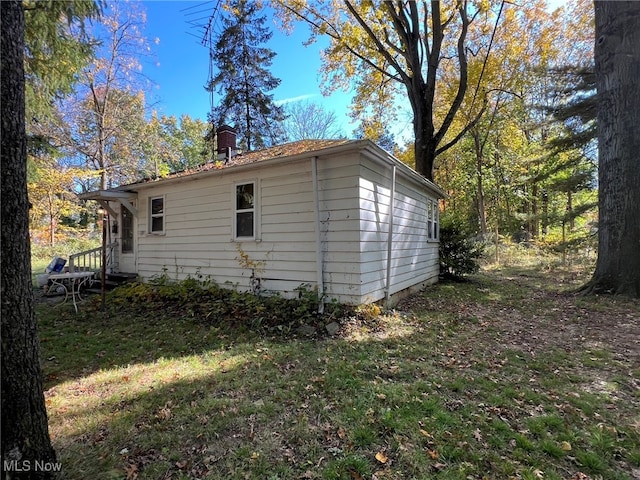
[207,0,286,151]
[584,1,640,297]
[2,1,58,474]
[24,0,99,122]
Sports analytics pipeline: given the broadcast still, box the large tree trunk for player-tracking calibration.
[1,1,58,477]
[584,1,640,297]
[413,111,437,182]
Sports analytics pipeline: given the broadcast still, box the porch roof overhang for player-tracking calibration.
[78,189,138,217]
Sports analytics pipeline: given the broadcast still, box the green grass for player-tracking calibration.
[37,264,640,479]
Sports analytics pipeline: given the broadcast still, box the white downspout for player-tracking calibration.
[312,156,325,314]
[384,164,397,304]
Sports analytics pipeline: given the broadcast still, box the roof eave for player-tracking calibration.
[79,139,447,199]
[119,140,365,192]
[359,140,448,199]
[77,189,137,202]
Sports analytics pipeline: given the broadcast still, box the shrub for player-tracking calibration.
[101,278,339,337]
[439,217,484,279]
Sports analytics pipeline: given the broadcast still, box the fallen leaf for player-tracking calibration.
[560,441,572,451]
[473,428,483,442]
[155,406,172,421]
[375,451,388,464]
[420,429,433,438]
[125,463,138,480]
[427,449,439,460]
[349,470,364,480]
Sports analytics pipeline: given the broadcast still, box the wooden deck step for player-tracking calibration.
[84,272,137,294]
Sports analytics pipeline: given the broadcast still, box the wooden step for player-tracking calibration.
[106,272,138,282]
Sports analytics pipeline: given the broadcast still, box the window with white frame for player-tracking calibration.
[427,199,439,241]
[149,196,164,233]
[235,182,255,239]
[121,204,135,253]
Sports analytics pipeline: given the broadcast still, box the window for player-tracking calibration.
[427,199,439,241]
[121,205,134,253]
[149,196,164,233]
[235,182,255,238]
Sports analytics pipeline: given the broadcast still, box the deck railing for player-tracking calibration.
[68,242,117,274]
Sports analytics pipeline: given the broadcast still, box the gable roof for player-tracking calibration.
[128,139,352,187]
[224,139,351,167]
[79,138,446,199]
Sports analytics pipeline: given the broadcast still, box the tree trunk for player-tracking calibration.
[524,184,539,240]
[473,130,488,236]
[584,1,640,297]
[414,121,437,182]
[1,1,58,476]
[567,191,574,232]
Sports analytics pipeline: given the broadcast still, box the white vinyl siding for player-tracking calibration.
[358,160,439,303]
[134,161,319,294]
[128,144,442,304]
[315,156,361,303]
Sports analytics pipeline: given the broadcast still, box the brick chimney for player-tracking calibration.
[216,125,237,161]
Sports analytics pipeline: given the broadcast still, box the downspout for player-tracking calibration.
[384,164,397,305]
[312,156,325,314]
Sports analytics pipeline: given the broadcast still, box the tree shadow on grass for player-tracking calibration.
[46,314,640,480]
[39,267,640,478]
[37,298,260,389]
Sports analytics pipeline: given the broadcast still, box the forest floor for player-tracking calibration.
[37,263,639,480]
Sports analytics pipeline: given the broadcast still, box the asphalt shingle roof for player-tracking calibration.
[131,139,352,186]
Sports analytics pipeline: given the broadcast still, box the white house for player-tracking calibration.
[79,133,445,306]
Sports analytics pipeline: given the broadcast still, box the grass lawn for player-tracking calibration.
[37,265,639,479]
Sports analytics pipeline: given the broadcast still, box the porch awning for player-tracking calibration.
[78,190,138,217]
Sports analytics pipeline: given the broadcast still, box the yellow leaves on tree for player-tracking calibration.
[28,163,96,246]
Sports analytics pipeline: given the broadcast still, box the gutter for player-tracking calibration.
[311,156,325,314]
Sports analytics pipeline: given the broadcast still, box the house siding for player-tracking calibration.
[316,155,362,304]
[358,158,439,304]
[102,141,441,305]
[134,160,319,294]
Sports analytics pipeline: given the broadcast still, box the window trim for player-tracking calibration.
[121,202,135,253]
[427,198,439,242]
[149,195,165,234]
[233,180,258,241]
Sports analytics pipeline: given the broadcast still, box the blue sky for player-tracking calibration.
[141,1,357,136]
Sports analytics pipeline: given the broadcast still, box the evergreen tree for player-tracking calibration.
[545,67,597,243]
[24,0,100,162]
[207,0,286,151]
[24,0,99,122]
[546,66,596,157]
[2,1,58,474]
[584,1,640,297]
